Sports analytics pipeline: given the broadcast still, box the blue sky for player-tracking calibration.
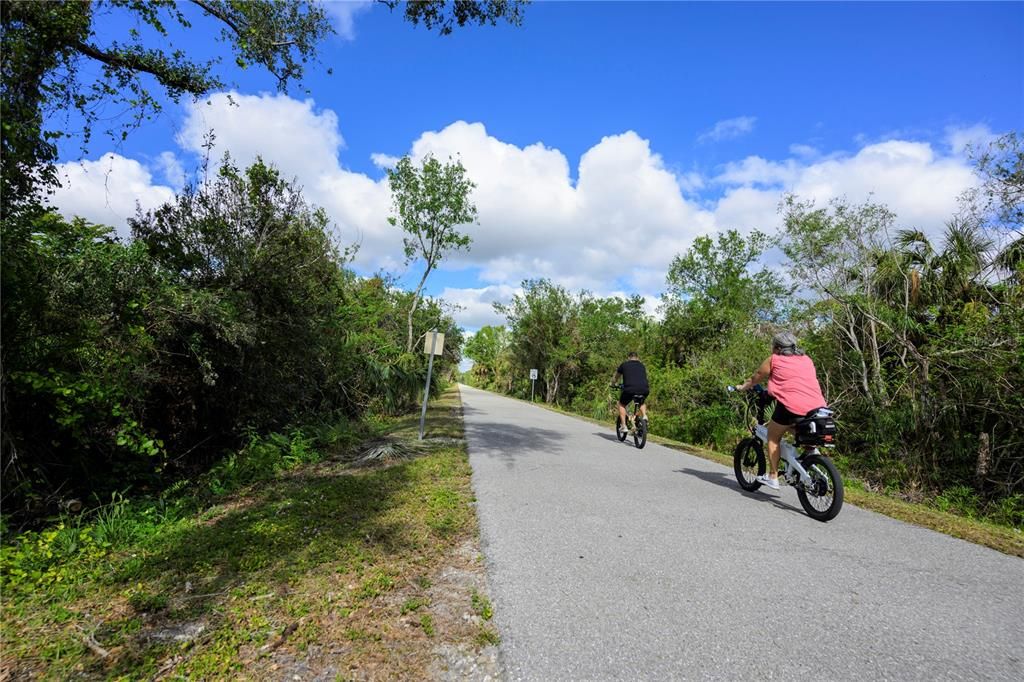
[52,1,1024,331]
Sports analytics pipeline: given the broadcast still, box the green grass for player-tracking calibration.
[471,590,493,620]
[1,386,497,679]
[480,385,1024,559]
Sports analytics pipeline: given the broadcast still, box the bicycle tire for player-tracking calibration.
[615,415,628,442]
[795,453,844,522]
[733,438,765,491]
[633,416,647,449]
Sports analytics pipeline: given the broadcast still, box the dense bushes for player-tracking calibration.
[1,159,461,524]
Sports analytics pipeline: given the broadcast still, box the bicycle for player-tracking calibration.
[727,384,844,522]
[611,385,648,449]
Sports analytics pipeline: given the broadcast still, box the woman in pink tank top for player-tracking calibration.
[734,331,827,490]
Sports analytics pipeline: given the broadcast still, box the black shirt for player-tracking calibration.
[617,360,649,393]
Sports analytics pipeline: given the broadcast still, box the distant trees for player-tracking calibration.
[477,137,1023,526]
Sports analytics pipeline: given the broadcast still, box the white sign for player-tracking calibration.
[529,369,538,380]
[423,331,445,356]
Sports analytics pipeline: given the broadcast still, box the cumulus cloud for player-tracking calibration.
[698,116,757,143]
[439,284,520,330]
[177,91,344,181]
[47,90,986,331]
[715,140,978,237]
[50,153,176,238]
[371,153,401,169]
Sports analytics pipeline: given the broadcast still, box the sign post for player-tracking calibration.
[529,368,538,402]
[418,330,444,440]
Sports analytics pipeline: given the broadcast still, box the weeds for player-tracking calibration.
[471,590,493,620]
[2,387,490,679]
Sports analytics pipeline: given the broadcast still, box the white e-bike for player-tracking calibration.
[728,384,844,522]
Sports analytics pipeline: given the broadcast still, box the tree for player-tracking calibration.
[386,154,477,352]
[463,325,508,382]
[381,0,528,36]
[1,1,531,212]
[661,229,787,362]
[496,279,583,403]
[0,0,333,212]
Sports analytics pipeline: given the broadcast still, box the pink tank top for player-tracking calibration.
[768,354,827,415]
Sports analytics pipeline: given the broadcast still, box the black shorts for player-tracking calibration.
[619,390,649,407]
[770,401,801,426]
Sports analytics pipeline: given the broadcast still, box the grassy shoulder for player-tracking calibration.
[468,385,1024,559]
[1,385,498,679]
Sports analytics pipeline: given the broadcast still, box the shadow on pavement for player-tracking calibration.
[674,467,805,517]
[464,421,566,468]
[593,432,627,444]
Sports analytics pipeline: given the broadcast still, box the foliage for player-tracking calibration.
[1,158,461,524]
[2,389,486,678]
[477,137,1023,524]
[0,0,333,211]
[382,0,529,36]
[661,228,787,364]
[387,153,477,351]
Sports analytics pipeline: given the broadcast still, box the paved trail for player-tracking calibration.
[459,384,1024,681]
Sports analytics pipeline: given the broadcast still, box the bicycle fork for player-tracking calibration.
[753,424,814,487]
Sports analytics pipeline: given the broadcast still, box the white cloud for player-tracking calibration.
[789,144,819,159]
[439,284,520,330]
[371,153,401,169]
[715,156,800,187]
[177,91,344,182]
[698,116,757,143]
[716,139,979,237]
[155,151,187,189]
[324,1,374,40]
[50,153,176,238]
[47,91,985,308]
[945,123,997,156]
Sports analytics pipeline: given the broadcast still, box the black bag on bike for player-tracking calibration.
[794,407,837,446]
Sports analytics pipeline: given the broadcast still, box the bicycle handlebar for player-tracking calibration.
[727,384,766,394]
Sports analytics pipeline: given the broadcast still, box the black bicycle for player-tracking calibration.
[611,385,648,449]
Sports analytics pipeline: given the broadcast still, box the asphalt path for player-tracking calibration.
[459,384,1024,681]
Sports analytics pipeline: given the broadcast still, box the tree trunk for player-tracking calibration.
[406,264,433,353]
[546,369,560,404]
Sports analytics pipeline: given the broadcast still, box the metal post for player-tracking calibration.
[530,379,535,402]
[418,331,438,440]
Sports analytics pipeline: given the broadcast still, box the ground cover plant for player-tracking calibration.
[1,386,499,679]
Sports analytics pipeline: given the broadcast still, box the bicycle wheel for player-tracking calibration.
[615,415,628,442]
[796,453,844,522]
[733,438,765,491]
[633,415,647,449]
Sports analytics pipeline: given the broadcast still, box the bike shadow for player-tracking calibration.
[674,467,806,517]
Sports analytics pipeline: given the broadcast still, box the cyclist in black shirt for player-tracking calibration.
[612,352,650,430]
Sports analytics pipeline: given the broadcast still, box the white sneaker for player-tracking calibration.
[756,474,780,490]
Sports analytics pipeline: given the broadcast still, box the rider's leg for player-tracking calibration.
[765,421,792,478]
[617,402,629,428]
